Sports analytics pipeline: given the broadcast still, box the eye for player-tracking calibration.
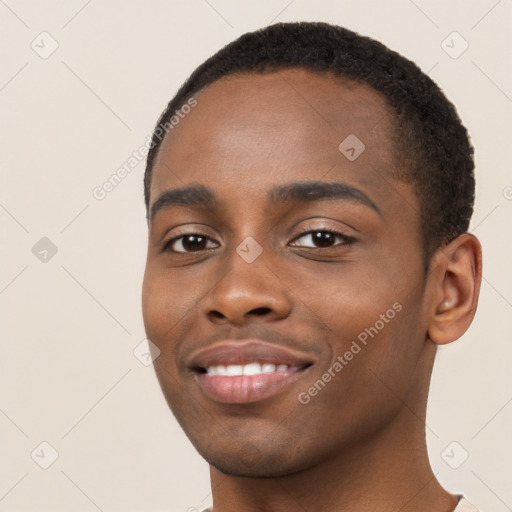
[162,233,219,254]
[289,229,354,249]
[161,228,354,254]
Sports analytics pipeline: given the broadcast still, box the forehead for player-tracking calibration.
[150,68,405,212]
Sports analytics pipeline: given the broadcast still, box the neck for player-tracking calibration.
[208,341,459,512]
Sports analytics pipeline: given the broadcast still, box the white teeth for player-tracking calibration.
[206,362,297,376]
[262,363,276,373]
[226,365,243,376]
[243,362,262,376]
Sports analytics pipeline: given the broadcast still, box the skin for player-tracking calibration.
[141,69,482,512]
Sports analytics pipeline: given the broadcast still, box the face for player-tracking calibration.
[142,69,432,477]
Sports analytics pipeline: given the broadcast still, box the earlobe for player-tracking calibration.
[427,233,482,346]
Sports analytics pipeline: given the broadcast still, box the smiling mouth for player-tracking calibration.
[192,362,313,404]
[196,362,308,376]
[187,339,316,404]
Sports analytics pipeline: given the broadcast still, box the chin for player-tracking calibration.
[195,439,322,478]
[205,456,305,478]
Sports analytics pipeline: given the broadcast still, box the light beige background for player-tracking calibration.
[1,1,511,511]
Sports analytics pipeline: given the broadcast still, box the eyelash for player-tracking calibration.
[161,228,355,254]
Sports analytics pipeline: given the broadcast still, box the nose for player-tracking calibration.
[202,245,292,326]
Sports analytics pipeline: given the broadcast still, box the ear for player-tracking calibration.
[427,233,482,345]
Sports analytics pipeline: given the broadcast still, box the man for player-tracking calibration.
[141,22,483,512]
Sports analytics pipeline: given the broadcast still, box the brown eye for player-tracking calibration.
[163,234,218,253]
[290,229,354,249]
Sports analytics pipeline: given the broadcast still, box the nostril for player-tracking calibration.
[250,307,272,316]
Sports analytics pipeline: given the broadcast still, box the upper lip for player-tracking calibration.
[187,339,316,370]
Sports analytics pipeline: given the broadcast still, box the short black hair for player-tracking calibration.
[144,21,475,264]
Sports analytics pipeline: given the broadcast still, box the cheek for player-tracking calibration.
[141,267,182,350]
[142,265,186,318]
[338,298,425,409]
[142,267,205,372]
[141,268,164,338]
[142,272,182,401]
[303,266,425,397]
[376,301,427,386]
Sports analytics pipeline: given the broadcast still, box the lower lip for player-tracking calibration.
[195,368,308,404]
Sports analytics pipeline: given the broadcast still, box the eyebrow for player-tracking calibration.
[149,181,380,221]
